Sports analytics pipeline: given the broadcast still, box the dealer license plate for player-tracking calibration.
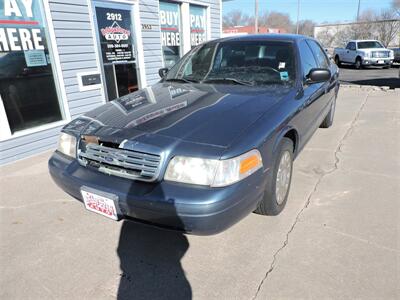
[81,189,119,220]
[377,60,384,64]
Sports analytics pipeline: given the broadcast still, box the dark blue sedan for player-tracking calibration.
[49,34,339,235]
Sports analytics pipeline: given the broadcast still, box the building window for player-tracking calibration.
[0,0,62,134]
[190,5,207,48]
[159,1,182,68]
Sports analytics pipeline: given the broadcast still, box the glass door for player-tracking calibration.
[93,2,140,101]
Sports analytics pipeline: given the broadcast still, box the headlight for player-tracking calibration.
[363,51,370,58]
[164,149,263,187]
[57,132,77,158]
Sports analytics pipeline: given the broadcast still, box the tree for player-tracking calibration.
[393,0,400,16]
[315,27,336,47]
[374,9,400,47]
[298,20,316,37]
[222,10,253,28]
[350,8,399,47]
[260,12,294,32]
[354,9,376,39]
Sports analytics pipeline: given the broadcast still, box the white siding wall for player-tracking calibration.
[139,0,164,85]
[0,0,221,165]
[0,0,103,165]
[49,0,104,118]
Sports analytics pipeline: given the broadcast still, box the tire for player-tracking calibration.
[320,97,336,128]
[334,55,341,67]
[254,138,294,216]
[355,57,362,69]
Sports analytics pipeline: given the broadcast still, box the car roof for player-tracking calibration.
[349,39,379,42]
[212,34,310,44]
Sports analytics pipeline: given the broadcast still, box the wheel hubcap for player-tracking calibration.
[275,151,292,205]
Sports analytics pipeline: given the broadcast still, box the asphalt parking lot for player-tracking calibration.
[1,87,399,299]
[339,63,400,89]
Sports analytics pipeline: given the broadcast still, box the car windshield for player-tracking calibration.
[357,41,384,49]
[165,41,296,86]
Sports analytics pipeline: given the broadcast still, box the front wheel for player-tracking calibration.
[355,57,362,69]
[334,55,341,67]
[254,138,294,216]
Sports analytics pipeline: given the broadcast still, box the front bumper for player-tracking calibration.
[362,58,393,66]
[48,151,267,235]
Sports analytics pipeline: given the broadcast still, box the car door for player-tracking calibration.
[295,39,327,147]
[306,39,334,120]
[344,42,356,62]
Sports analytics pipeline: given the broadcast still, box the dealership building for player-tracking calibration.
[0,0,222,164]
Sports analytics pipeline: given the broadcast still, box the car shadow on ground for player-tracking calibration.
[348,78,400,89]
[117,220,192,300]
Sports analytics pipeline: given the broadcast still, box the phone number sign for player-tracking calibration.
[95,7,135,63]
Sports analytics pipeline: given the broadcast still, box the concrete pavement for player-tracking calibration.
[1,87,399,299]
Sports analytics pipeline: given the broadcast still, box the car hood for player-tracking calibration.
[64,82,294,149]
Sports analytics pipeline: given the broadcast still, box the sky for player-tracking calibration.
[223,0,394,24]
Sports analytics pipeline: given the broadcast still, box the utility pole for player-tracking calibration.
[356,0,361,21]
[255,0,259,33]
[296,0,300,34]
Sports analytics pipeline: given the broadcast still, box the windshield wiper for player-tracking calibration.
[164,77,199,83]
[202,78,254,86]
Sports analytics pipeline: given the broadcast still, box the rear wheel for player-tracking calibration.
[320,97,336,128]
[355,57,362,69]
[255,138,294,216]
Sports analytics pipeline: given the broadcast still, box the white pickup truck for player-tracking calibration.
[333,40,394,69]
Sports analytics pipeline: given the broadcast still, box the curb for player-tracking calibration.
[340,84,399,92]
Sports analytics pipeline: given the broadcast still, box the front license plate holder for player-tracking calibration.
[81,186,120,221]
[377,60,384,64]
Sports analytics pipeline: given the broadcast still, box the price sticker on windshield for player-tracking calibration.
[280,71,289,81]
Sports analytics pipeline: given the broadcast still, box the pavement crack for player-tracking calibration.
[252,92,370,300]
[330,92,370,176]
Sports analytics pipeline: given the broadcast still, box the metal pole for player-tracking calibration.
[255,0,259,33]
[356,0,361,21]
[296,0,300,34]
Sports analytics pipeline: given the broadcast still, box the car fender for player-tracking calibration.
[272,125,299,158]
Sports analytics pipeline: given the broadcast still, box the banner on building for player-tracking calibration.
[159,2,181,47]
[190,5,207,47]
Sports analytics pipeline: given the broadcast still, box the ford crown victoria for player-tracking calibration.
[49,35,339,235]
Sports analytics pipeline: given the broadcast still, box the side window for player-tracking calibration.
[299,40,318,79]
[347,42,356,50]
[307,40,330,69]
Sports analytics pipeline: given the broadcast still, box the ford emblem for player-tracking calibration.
[104,156,114,163]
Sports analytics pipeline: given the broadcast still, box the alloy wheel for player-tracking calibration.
[275,151,292,205]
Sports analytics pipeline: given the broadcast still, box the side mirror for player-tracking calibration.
[158,67,169,78]
[307,68,331,83]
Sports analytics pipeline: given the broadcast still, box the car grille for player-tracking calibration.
[78,143,162,182]
[371,51,389,58]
